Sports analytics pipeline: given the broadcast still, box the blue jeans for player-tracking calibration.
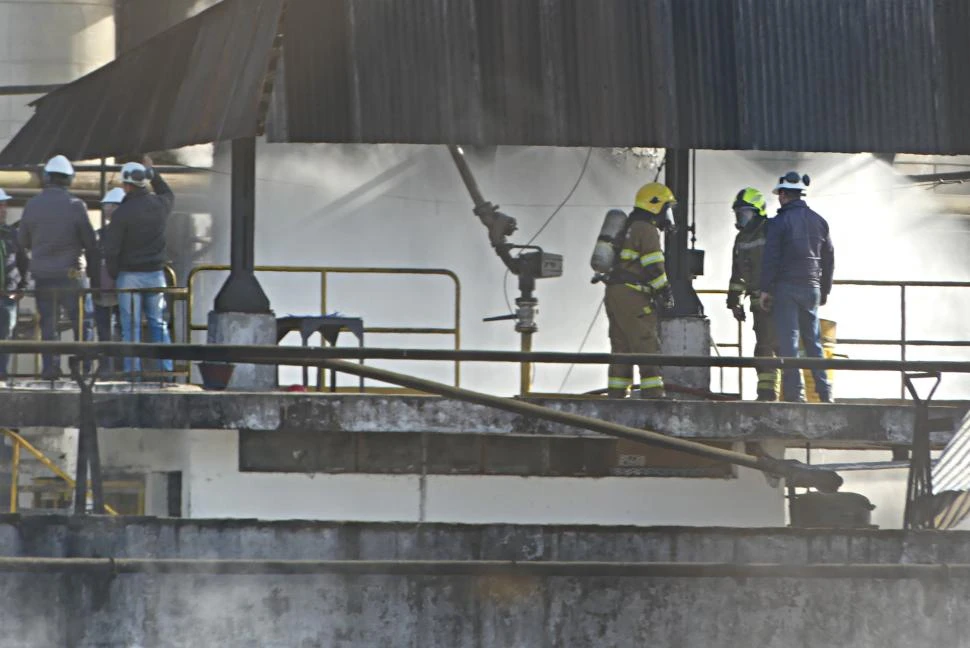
[35,277,93,377]
[773,282,831,402]
[0,297,16,377]
[117,271,172,375]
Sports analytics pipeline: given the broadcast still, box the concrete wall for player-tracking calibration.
[3,570,968,648]
[2,518,969,648]
[0,0,114,148]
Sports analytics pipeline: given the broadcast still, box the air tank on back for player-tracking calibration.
[0,0,115,152]
[590,209,629,274]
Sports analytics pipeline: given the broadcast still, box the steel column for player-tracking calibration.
[663,149,703,316]
[213,138,271,313]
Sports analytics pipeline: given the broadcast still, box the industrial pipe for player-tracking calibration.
[2,342,965,374]
[0,557,964,579]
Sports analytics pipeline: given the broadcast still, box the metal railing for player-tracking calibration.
[2,428,118,515]
[696,279,970,398]
[186,265,462,388]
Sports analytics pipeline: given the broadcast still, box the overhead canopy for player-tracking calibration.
[3,0,970,164]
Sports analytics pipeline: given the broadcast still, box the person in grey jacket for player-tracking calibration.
[18,155,99,380]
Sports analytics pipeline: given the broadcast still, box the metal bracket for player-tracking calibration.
[903,371,941,529]
[69,357,104,515]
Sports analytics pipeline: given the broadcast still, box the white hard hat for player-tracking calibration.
[44,155,75,176]
[120,162,149,187]
[0,188,10,201]
[101,187,126,204]
[773,170,810,195]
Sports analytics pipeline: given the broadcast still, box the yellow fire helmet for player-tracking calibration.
[634,182,676,215]
[732,187,767,217]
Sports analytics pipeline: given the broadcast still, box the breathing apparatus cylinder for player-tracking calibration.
[590,209,628,274]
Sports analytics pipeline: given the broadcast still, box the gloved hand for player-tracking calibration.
[726,292,740,310]
[820,292,828,306]
[658,285,675,311]
[731,305,746,322]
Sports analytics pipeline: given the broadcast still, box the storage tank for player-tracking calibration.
[0,0,115,151]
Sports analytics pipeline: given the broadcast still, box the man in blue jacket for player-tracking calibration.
[759,171,834,403]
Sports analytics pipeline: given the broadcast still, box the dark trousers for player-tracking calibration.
[94,304,120,373]
[0,297,16,377]
[35,277,91,377]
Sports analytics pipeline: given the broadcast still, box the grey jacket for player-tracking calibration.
[18,186,99,281]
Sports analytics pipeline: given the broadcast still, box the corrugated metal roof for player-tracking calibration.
[0,0,284,165]
[272,0,970,153]
[3,0,970,165]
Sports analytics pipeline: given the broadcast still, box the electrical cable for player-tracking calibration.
[501,147,593,313]
[557,297,605,393]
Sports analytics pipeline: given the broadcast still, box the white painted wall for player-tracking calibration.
[99,428,786,526]
[0,0,114,149]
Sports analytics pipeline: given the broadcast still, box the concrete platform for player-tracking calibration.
[0,388,964,448]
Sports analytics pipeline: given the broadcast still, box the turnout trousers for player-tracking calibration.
[605,283,664,397]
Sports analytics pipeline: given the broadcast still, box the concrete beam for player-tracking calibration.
[0,392,962,447]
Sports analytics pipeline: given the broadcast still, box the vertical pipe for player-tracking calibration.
[520,332,533,396]
[900,285,907,399]
[213,138,270,313]
[10,442,20,513]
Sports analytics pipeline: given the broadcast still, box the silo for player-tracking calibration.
[0,0,115,151]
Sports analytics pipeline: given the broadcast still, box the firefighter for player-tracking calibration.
[604,182,676,399]
[726,187,779,401]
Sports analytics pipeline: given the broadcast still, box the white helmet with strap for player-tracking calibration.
[0,188,11,201]
[101,187,126,204]
[773,170,810,195]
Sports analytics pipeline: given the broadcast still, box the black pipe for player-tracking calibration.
[2,342,970,373]
[213,138,271,313]
[0,557,965,579]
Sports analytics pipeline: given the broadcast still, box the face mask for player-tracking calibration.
[659,204,677,234]
[734,206,757,230]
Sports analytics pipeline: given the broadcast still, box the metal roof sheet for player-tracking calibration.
[3,0,970,164]
[0,0,284,165]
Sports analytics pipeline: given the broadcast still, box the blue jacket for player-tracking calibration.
[760,199,834,297]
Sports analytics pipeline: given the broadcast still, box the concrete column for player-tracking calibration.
[660,317,711,391]
[207,312,277,390]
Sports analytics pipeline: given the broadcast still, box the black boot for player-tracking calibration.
[606,389,628,399]
[756,389,778,402]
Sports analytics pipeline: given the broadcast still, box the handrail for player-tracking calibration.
[185,265,462,387]
[1,428,118,516]
[696,279,970,398]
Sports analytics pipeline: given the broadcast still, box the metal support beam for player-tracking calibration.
[214,138,271,313]
[663,149,703,317]
[69,358,104,514]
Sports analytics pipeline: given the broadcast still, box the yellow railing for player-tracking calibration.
[186,265,462,387]
[2,428,119,516]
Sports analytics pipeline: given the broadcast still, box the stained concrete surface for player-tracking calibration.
[1,517,970,647]
[0,391,962,447]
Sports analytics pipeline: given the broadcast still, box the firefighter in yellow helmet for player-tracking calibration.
[604,182,676,399]
[726,187,779,400]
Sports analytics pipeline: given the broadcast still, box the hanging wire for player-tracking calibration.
[502,147,594,313]
[690,149,697,249]
[557,298,605,393]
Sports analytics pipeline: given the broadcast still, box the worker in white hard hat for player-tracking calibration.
[18,155,99,380]
[92,188,126,369]
[0,188,29,381]
[759,171,835,403]
[102,156,175,377]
